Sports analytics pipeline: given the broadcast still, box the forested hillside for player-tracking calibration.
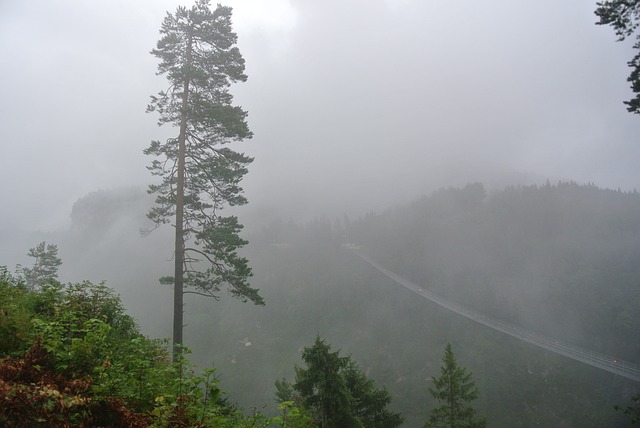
[2,182,639,426]
[350,182,640,360]
[182,182,639,427]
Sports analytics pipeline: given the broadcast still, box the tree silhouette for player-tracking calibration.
[595,0,640,114]
[144,0,262,357]
[23,242,62,290]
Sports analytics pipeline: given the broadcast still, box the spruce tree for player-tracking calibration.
[145,0,263,357]
[294,336,356,428]
[290,336,403,428]
[425,343,486,428]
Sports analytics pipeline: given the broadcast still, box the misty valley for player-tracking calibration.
[2,181,639,427]
[3,0,640,426]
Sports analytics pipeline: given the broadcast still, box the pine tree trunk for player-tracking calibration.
[173,32,193,361]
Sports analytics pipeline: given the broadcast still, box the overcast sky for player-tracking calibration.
[1,0,639,232]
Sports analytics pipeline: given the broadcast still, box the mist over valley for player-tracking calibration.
[1,1,640,426]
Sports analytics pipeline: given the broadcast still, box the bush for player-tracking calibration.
[0,267,277,427]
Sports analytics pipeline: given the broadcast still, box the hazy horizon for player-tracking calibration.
[1,0,639,233]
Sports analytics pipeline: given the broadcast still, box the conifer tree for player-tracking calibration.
[145,0,263,357]
[289,336,403,428]
[343,359,404,428]
[595,0,640,114]
[294,336,356,428]
[23,242,62,290]
[425,343,486,428]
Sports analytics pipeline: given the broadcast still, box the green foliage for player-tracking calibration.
[425,344,486,428]
[0,268,275,427]
[0,267,32,354]
[595,0,640,114]
[272,401,313,428]
[23,241,62,290]
[0,270,154,426]
[274,377,297,404]
[284,336,403,428]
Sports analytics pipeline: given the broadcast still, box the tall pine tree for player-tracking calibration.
[425,343,486,428]
[145,0,263,357]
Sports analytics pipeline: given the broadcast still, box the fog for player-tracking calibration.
[1,2,640,425]
[1,0,639,236]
